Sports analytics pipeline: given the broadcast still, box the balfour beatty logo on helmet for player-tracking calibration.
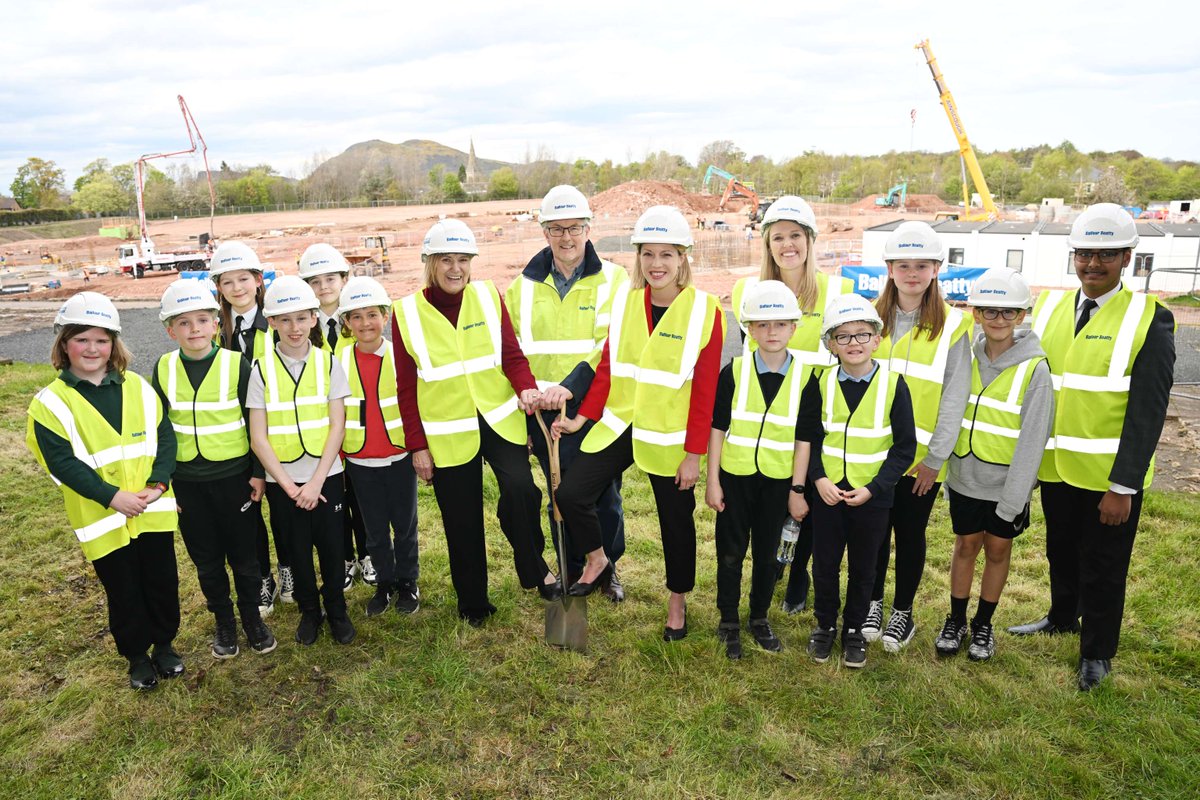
[311,258,330,267]
[219,255,242,264]
[1085,230,1114,237]
[177,294,202,304]
[85,309,112,319]
[279,295,301,304]
[446,236,469,243]
[897,242,924,249]
[760,303,786,309]
[554,203,578,210]
[977,288,1005,295]
[643,226,669,233]
[350,291,372,302]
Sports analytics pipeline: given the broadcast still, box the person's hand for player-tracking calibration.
[1098,490,1132,526]
[518,388,542,414]
[788,491,809,521]
[705,480,724,512]
[815,477,844,507]
[552,414,586,440]
[248,477,265,503]
[540,384,572,410]
[295,481,325,511]
[109,490,148,518]
[906,463,939,496]
[135,486,163,504]
[675,453,701,491]
[412,449,434,483]
[843,486,873,507]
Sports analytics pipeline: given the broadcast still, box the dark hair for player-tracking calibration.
[216,270,265,347]
[875,267,947,341]
[51,324,132,374]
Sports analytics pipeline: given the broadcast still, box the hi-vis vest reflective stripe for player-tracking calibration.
[732,272,853,368]
[876,303,971,478]
[259,337,332,463]
[582,284,722,476]
[394,281,525,467]
[508,260,628,389]
[26,373,178,562]
[820,364,898,489]
[953,356,1044,466]
[1031,285,1157,489]
[339,342,405,454]
[157,348,249,463]
[721,353,810,479]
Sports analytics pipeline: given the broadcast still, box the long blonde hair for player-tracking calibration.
[631,244,692,290]
[875,266,947,341]
[759,221,819,312]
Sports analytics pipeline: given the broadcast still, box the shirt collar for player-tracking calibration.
[234,305,258,326]
[1079,282,1123,310]
[58,368,124,387]
[838,361,879,383]
[753,349,793,375]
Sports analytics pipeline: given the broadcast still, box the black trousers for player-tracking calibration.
[872,475,941,610]
[346,458,419,587]
[430,418,548,617]
[91,531,180,660]
[529,411,625,578]
[781,486,816,606]
[557,427,697,593]
[174,472,262,623]
[1041,481,1142,660]
[812,501,890,633]
[715,469,790,623]
[343,474,369,563]
[254,500,290,575]
[266,473,346,618]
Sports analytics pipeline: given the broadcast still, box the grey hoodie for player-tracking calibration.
[947,329,1054,522]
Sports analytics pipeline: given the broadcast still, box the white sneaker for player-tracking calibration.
[279,566,295,603]
[359,556,377,586]
[343,560,357,590]
[861,599,884,642]
[257,575,278,618]
[881,608,916,653]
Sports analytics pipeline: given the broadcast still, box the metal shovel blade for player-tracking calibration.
[537,406,588,653]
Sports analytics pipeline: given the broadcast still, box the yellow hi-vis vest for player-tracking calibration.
[953,356,1045,466]
[876,303,972,478]
[1031,284,1159,490]
[720,353,810,479]
[819,364,899,489]
[581,284,723,476]
[156,348,249,463]
[506,260,629,388]
[26,373,178,562]
[732,271,853,368]
[258,337,333,463]
[339,342,405,454]
[393,281,525,467]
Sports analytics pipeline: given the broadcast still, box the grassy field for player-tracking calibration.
[0,219,104,245]
[1,362,1198,799]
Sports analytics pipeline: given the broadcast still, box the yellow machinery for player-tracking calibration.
[915,39,999,221]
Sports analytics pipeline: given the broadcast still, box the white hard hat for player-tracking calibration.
[761,195,818,239]
[741,279,801,321]
[630,205,693,248]
[159,278,220,322]
[882,221,946,263]
[337,276,391,320]
[55,291,121,333]
[821,293,883,338]
[297,242,350,280]
[208,241,263,277]
[1069,202,1139,250]
[540,185,592,223]
[968,268,1032,310]
[262,275,319,318]
[421,219,478,262]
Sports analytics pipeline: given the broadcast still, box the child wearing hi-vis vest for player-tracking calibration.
[150,279,277,660]
[707,280,812,660]
[335,277,421,618]
[247,275,354,646]
[938,268,1052,662]
[799,294,916,669]
[27,292,183,691]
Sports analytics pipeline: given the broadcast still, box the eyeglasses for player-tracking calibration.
[1073,249,1123,265]
[979,308,1021,321]
[830,331,874,345]
[546,225,585,237]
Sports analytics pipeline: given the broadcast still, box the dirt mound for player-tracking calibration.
[851,193,952,212]
[590,180,723,217]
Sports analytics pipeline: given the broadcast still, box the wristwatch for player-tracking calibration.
[790,484,807,494]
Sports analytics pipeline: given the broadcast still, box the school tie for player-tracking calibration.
[327,318,339,350]
[232,315,245,353]
[1074,298,1098,337]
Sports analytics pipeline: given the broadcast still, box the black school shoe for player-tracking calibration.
[842,629,867,669]
[717,623,742,660]
[808,626,836,663]
[244,617,277,654]
[151,644,185,679]
[128,655,158,691]
[296,610,325,645]
[328,613,356,645]
[394,581,421,615]
[366,584,394,618]
[748,618,783,653]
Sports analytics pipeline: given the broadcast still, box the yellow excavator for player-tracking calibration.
[915,39,999,222]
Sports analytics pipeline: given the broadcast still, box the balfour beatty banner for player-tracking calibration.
[839,265,989,301]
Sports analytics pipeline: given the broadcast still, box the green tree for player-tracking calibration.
[487,167,519,200]
[74,158,111,192]
[442,173,466,202]
[1173,165,1200,201]
[10,157,66,208]
[697,140,746,172]
[457,164,467,183]
[72,174,131,215]
[1123,157,1176,204]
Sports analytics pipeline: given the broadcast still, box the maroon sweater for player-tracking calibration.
[391,283,537,454]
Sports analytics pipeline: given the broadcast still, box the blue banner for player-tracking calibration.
[839,265,989,301]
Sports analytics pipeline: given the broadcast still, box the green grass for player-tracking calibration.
[1164,293,1200,308]
[1,362,1198,799]
[0,220,104,245]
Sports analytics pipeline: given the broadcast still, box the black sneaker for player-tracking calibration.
[842,628,867,669]
[717,623,742,660]
[967,621,995,662]
[328,613,356,645]
[128,655,158,691]
[366,584,394,617]
[807,626,836,663]
[244,617,277,654]
[394,580,420,615]
[258,574,278,618]
[211,617,239,659]
[748,618,783,653]
[151,644,185,679]
[881,608,916,654]
[935,615,968,657]
[296,611,324,645]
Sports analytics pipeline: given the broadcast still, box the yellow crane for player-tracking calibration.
[915,39,999,221]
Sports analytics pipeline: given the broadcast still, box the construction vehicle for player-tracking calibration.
[39,247,61,265]
[344,235,391,274]
[703,165,762,222]
[914,40,999,222]
[875,182,908,209]
[119,95,217,278]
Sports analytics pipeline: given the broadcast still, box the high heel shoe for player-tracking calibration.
[537,576,564,601]
[566,562,612,597]
[663,600,687,641]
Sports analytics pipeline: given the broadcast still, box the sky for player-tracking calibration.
[4,0,1199,193]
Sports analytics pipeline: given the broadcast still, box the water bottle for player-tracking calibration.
[777,518,801,564]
